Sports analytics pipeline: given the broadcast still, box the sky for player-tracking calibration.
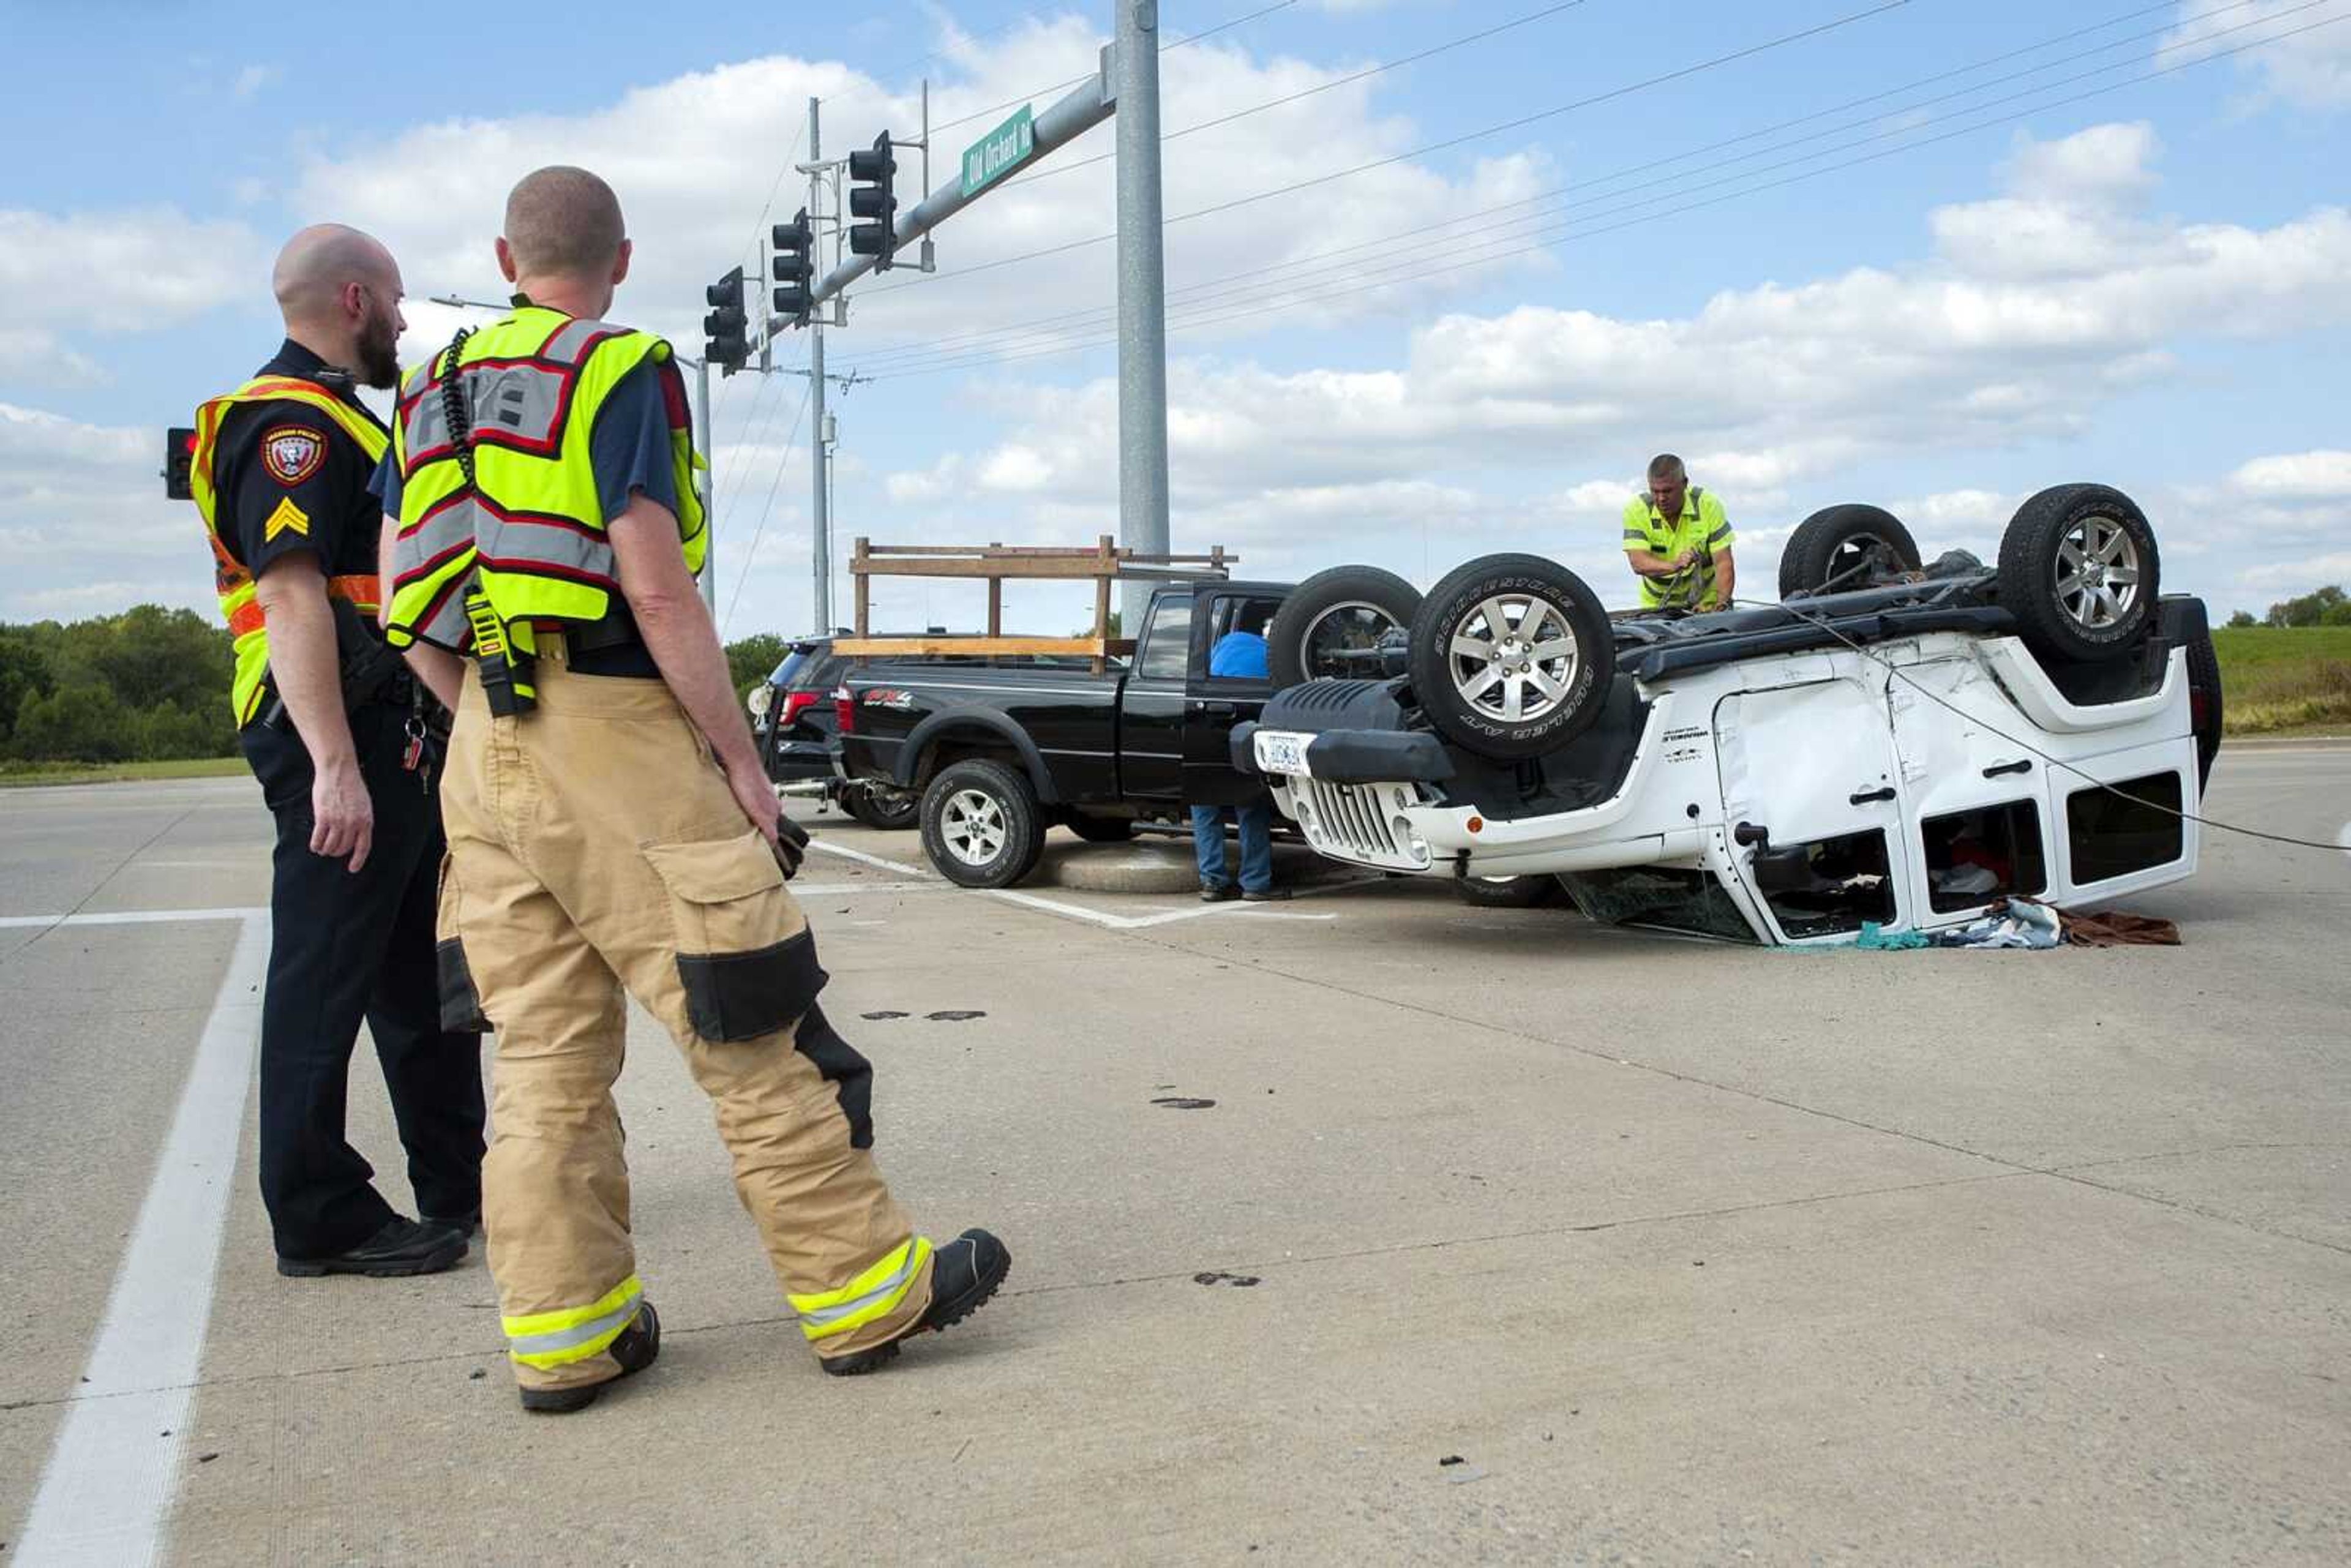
[2,0,2348,637]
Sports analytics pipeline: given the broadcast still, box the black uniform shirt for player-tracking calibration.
[213,339,389,586]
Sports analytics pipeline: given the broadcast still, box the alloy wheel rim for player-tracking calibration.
[2054,514,2142,630]
[941,790,1008,866]
[1446,593,1581,724]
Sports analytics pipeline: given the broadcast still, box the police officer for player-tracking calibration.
[189,225,486,1277]
[1622,453,1737,611]
[379,167,1008,1414]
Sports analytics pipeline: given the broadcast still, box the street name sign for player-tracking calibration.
[961,105,1035,197]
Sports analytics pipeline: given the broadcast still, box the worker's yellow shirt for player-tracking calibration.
[1622,487,1734,610]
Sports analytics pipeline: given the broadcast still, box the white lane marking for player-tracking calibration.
[2337,820,2350,852]
[784,880,943,897]
[0,906,268,931]
[806,837,1374,930]
[14,913,267,1567]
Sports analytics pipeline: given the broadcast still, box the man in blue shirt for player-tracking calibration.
[1192,609,1290,902]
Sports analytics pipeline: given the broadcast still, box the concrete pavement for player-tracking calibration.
[1,751,2346,1564]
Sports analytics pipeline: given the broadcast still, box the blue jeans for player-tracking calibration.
[1191,799,1275,893]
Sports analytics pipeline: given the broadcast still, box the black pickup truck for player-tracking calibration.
[834,571,1435,887]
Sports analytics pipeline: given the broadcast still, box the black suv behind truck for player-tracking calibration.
[834,579,1295,887]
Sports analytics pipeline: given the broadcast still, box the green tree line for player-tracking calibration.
[4,607,796,765]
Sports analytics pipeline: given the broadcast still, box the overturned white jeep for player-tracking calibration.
[1234,486,2221,946]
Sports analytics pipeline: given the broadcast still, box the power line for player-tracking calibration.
[848,0,2241,369]
[865,6,2348,380]
[724,378,817,637]
[1003,0,1595,189]
[927,0,1302,140]
[861,0,1916,299]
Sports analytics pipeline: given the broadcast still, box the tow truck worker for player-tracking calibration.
[380,166,1007,1413]
[186,225,486,1278]
[1622,453,1736,611]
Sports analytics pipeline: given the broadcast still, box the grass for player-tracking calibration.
[0,755,248,788]
[2211,626,2351,736]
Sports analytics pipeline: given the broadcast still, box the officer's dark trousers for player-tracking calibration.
[240,698,486,1258]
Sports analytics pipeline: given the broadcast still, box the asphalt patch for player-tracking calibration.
[1151,1096,1216,1109]
[1194,1270,1261,1287]
[861,1010,910,1021]
[926,1010,986,1022]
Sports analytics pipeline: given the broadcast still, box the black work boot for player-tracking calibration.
[519,1302,662,1414]
[424,1210,482,1240]
[820,1230,1011,1378]
[1199,882,1240,902]
[277,1217,467,1278]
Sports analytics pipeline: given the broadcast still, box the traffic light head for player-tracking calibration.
[702,265,748,373]
[164,426,197,501]
[847,132,898,269]
[770,209,814,328]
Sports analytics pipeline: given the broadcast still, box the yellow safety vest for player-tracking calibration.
[383,305,707,655]
[1621,486,1734,610]
[187,377,391,724]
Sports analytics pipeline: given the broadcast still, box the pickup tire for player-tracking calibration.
[1777,505,1922,599]
[1408,554,1614,761]
[1065,812,1135,844]
[921,760,1046,888]
[842,782,919,831]
[1267,565,1422,689]
[1453,873,1558,909]
[1998,484,2160,664]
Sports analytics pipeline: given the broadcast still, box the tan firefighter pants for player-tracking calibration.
[435,640,933,1392]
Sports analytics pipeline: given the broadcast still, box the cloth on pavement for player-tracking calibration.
[2060,909,2181,947]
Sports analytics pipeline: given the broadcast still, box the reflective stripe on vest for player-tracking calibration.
[187,378,391,724]
[502,1274,645,1370]
[786,1236,932,1343]
[384,306,707,653]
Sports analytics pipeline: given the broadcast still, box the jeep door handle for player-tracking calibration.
[1848,786,1897,805]
[1982,759,2032,778]
[1193,700,1236,716]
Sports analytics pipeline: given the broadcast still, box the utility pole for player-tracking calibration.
[1114,0,1170,634]
[808,96,831,635]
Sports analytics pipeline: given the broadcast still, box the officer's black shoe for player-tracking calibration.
[1199,882,1240,902]
[276,1217,467,1278]
[820,1229,1011,1378]
[425,1210,482,1240]
[519,1301,662,1415]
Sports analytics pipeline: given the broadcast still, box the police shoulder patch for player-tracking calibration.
[263,495,311,541]
[260,424,326,486]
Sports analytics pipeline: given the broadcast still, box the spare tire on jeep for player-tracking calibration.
[1777,503,1922,599]
[1997,483,2160,664]
[1266,565,1422,689]
[1407,554,1614,761]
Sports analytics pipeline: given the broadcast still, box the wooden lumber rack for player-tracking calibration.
[838,535,1235,673]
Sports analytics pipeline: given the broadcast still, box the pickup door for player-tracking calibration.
[1116,586,1283,805]
[1118,591,1191,801]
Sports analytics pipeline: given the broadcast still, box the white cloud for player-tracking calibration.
[0,403,210,621]
[231,64,279,100]
[0,209,266,382]
[2227,449,2351,498]
[2167,1,2351,110]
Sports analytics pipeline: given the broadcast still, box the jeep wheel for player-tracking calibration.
[1267,565,1422,689]
[1453,873,1558,909]
[920,760,1045,888]
[1998,484,2160,663]
[843,783,920,831]
[1777,504,1921,599]
[1408,554,1614,761]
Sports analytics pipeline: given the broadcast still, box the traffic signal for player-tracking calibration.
[163,426,197,500]
[771,209,815,329]
[703,266,749,374]
[847,132,898,271]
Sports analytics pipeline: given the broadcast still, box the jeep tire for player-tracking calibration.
[1408,554,1614,761]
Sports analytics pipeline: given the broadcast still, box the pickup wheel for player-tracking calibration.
[921,760,1046,888]
[1408,554,1614,762]
[1267,565,1422,689]
[1997,484,2161,663]
[842,782,920,831]
[1065,812,1134,844]
[1453,874,1558,909]
[1777,504,1921,599]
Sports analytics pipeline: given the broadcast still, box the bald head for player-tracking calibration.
[270,223,405,387]
[503,166,627,282]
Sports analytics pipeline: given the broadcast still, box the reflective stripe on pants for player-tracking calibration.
[789,1237,932,1342]
[504,1275,644,1370]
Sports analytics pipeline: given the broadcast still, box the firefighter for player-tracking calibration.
[1622,453,1736,611]
[378,167,1008,1413]
[187,225,486,1276]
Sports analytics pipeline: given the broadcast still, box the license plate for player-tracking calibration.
[1254,729,1313,778]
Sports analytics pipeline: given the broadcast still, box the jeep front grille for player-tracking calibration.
[1294,779,1422,870]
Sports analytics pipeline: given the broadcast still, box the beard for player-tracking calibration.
[354,304,402,389]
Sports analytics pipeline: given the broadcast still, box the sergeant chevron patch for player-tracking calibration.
[263,495,310,541]
[260,425,324,486]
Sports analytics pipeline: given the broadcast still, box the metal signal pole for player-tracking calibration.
[1114,0,1169,634]
[809,96,831,634]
